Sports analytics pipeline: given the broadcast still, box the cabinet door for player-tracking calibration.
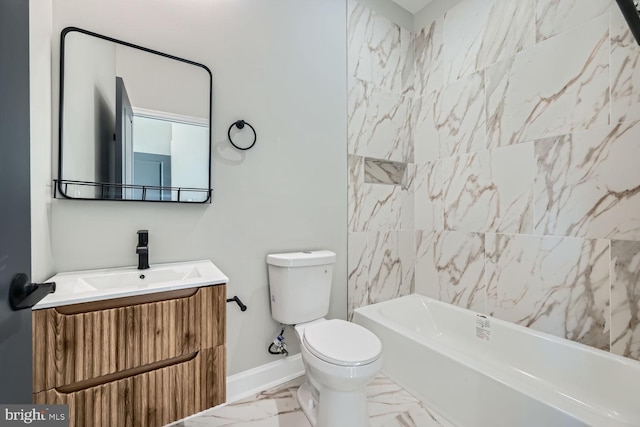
[34,346,225,427]
[33,285,226,393]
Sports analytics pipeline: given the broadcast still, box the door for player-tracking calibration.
[133,152,172,201]
[114,76,134,199]
[0,0,32,403]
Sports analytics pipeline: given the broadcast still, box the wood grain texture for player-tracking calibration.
[33,284,226,427]
[55,288,199,315]
[55,352,197,393]
[34,347,226,427]
[33,285,225,393]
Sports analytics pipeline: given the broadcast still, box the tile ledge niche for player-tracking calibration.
[364,157,407,185]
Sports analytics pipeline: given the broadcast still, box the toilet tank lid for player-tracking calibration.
[266,250,336,267]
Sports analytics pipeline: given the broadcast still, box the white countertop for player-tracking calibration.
[33,260,229,310]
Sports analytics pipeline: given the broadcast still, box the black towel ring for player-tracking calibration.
[228,120,257,150]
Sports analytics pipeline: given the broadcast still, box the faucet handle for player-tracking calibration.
[137,229,149,246]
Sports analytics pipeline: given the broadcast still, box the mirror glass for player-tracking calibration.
[58,28,212,203]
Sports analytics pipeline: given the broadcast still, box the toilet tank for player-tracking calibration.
[267,250,336,325]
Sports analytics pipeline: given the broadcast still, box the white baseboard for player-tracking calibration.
[226,354,304,404]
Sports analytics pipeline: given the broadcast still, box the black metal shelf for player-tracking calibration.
[54,179,212,203]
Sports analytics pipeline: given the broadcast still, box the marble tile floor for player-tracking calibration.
[169,374,454,427]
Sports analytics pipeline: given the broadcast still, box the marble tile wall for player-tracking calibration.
[347,0,415,320]
[348,0,640,361]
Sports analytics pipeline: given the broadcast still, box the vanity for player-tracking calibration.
[32,23,224,425]
[32,260,228,427]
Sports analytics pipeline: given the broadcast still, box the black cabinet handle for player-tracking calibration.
[9,273,56,310]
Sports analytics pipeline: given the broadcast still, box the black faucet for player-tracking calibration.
[136,230,149,270]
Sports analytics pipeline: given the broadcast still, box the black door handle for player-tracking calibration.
[9,273,56,310]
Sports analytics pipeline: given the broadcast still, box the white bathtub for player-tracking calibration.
[353,294,640,427]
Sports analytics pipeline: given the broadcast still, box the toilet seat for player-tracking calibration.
[303,319,381,366]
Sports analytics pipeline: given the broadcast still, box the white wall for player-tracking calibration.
[170,122,209,198]
[357,0,413,29]
[32,0,348,376]
[132,116,172,155]
[115,44,209,120]
[413,0,463,30]
[30,0,54,284]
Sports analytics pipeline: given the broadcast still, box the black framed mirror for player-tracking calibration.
[57,27,212,203]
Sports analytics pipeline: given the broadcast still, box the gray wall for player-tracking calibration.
[1,0,32,403]
[31,0,348,375]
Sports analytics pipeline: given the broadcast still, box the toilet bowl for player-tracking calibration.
[294,318,383,427]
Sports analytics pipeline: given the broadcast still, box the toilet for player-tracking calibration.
[266,250,382,427]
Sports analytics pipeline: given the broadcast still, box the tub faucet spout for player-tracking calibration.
[137,230,149,270]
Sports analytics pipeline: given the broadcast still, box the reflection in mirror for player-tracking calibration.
[58,27,212,203]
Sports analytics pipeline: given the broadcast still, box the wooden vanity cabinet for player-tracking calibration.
[32,284,226,427]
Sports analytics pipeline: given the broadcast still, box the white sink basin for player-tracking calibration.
[34,260,228,309]
[81,265,202,290]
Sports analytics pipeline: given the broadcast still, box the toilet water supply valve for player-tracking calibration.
[268,325,288,356]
